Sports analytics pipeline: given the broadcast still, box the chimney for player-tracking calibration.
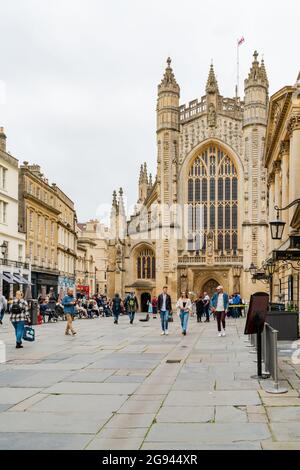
[0,127,7,152]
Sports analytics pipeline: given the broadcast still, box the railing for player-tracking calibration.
[178,256,206,265]
[248,324,288,395]
[0,259,30,270]
[215,255,243,264]
[178,254,243,265]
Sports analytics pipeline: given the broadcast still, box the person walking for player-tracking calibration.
[195,295,204,323]
[203,292,211,322]
[176,291,192,336]
[62,288,77,336]
[112,293,123,324]
[152,296,158,319]
[10,291,30,349]
[126,291,139,324]
[0,293,7,325]
[157,286,172,336]
[47,288,57,322]
[210,286,229,337]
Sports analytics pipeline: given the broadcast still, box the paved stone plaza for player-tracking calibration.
[0,314,300,450]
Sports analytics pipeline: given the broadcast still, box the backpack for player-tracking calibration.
[128,297,135,309]
[11,301,22,315]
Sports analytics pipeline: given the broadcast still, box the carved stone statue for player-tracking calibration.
[208,104,217,128]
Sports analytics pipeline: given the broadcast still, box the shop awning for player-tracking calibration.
[2,272,14,284]
[13,274,32,285]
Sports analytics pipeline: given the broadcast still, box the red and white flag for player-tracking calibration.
[238,37,245,46]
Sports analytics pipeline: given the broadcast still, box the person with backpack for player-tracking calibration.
[126,292,139,324]
[10,291,30,349]
[112,293,123,324]
[0,293,7,325]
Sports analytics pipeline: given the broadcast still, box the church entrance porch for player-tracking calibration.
[201,279,219,297]
[179,267,232,298]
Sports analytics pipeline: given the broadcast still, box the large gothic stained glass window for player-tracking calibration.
[187,145,238,253]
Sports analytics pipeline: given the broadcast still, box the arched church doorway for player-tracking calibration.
[141,292,151,312]
[202,279,219,298]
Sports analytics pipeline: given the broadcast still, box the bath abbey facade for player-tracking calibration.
[107,52,269,310]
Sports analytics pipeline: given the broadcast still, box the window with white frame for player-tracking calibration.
[18,244,23,261]
[0,200,8,224]
[0,166,7,190]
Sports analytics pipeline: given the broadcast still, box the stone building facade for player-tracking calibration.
[0,128,30,298]
[76,220,108,295]
[108,52,270,310]
[18,162,76,298]
[264,72,300,309]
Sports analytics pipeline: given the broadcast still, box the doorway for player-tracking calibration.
[141,292,151,312]
[201,279,219,298]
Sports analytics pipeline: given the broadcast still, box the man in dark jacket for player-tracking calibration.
[157,286,172,336]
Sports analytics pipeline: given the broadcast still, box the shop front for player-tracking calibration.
[31,271,59,300]
[58,276,76,298]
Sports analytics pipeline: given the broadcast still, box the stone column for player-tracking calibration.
[280,141,290,239]
[274,160,282,248]
[268,173,275,223]
[288,115,300,231]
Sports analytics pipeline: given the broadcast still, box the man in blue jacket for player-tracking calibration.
[62,288,77,336]
[210,286,229,337]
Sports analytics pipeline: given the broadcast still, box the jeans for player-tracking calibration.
[160,310,169,331]
[12,321,25,344]
[128,311,135,322]
[113,310,120,322]
[216,311,226,332]
[179,310,189,332]
[0,308,5,322]
[204,306,210,322]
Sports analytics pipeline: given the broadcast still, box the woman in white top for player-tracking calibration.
[176,291,193,336]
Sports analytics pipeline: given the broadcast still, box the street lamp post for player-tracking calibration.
[264,261,276,304]
[269,199,300,241]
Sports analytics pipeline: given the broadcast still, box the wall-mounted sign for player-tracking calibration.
[273,250,300,261]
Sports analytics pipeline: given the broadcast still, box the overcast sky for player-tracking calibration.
[0,0,299,223]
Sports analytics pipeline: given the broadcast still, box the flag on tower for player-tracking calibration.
[238,37,245,46]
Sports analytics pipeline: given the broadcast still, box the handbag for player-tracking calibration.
[23,326,35,342]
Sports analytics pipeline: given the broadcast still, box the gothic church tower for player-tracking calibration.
[242,51,269,280]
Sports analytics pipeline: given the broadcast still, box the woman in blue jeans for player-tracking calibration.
[176,292,192,336]
[10,291,30,349]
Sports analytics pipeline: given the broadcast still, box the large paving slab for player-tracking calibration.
[164,390,261,406]
[145,423,271,444]
[0,433,93,450]
[1,313,300,450]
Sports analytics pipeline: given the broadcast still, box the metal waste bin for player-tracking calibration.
[29,300,39,326]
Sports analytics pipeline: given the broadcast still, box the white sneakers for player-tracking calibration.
[161,331,169,336]
[218,331,226,337]
[218,333,222,337]
[222,331,226,337]
[165,331,169,336]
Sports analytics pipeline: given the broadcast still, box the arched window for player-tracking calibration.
[136,248,156,280]
[187,145,238,253]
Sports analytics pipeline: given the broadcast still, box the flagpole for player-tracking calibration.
[236,39,239,98]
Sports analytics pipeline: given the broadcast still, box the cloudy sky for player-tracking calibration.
[0,0,298,222]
